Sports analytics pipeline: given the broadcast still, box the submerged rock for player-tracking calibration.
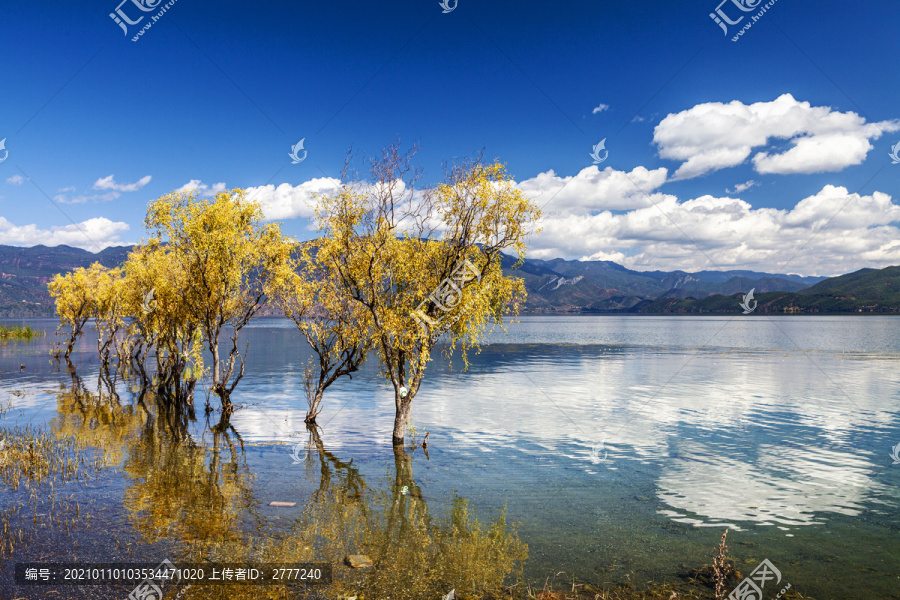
[344,555,373,568]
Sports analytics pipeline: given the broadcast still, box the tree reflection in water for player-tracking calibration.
[49,370,527,600]
[179,426,528,600]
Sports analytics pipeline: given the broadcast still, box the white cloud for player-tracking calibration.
[242,144,900,275]
[58,186,76,193]
[246,178,342,221]
[177,180,227,197]
[529,183,900,276]
[752,133,872,175]
[592,103,610,114]
[518,165,669,214]
[0,217,129,250]
[726,180,757,194]
[94,174,152,192]
[654,94,900,179]
[6,175,24,185]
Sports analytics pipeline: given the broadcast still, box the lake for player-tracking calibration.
[1,316,899,599]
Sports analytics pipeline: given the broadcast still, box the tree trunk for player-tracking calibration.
[211,336,221,391]
[65,332,76,359]
[305,388,324,424]
[391,395,413,446]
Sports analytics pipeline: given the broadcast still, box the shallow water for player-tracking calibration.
[1,316,899,599]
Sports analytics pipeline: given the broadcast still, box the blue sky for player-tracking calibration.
[1,0,899,276]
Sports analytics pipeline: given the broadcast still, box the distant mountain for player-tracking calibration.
[0,245,131,317]
[505,255,823,313]
[798,266,900,304]
[0,243,887,318]
[626,266,900,314]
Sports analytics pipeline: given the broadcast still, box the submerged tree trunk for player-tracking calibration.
[64,331,78,359]
[391,393,414,446]
[305,388,325,424]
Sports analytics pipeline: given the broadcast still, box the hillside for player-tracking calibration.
[627,266,900,314]
[0,245,131,317]
[2,244,893,317]
[505,254,821,312]
[798,265,900,305]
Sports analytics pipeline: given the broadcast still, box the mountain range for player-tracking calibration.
[0,244,896,317]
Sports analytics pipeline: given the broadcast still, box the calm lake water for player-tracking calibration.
[1,316,899,599]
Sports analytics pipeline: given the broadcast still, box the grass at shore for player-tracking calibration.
[0,324,40,341]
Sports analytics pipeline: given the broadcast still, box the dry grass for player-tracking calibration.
[0,426,109,562]
[0,426,108,492]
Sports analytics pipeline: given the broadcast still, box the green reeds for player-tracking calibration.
[0,324,40,340]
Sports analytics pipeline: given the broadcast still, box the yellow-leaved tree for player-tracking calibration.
[48,262,111,359]
[267,239,372,424]
[121,238,204,400]
[313,144,541,444]
[143,189,294,408]
[92,266,127,365]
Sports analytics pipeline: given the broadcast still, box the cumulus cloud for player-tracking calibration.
[94,174,152,192]
[6,175,24,185]
[246,178,341,221]
[529,183,900,276]
[592,103,610,114]
[251,163,900,275]
[0,217,130,250]
[177,180,227,197]
[654,94,900,179]
[518,165,669,214]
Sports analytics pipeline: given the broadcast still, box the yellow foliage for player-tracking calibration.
[310,145,541,441]
[266,238,372,421]
[48,262,113,357]
[141,189,294,400]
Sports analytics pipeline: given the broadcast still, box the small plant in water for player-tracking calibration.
[405,422,419,452]
[713,530,730,600]
[0,426,108,492]
[0,324,40,341]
